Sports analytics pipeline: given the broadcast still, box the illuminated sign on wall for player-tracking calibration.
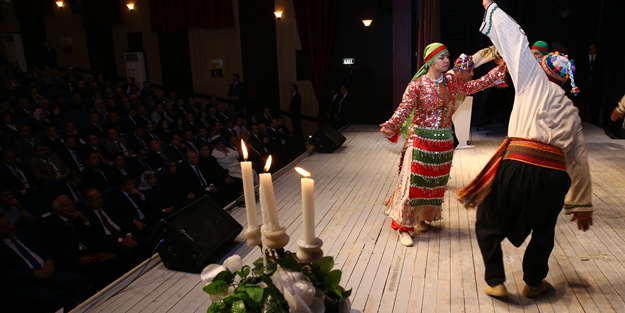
[342,58,355,65]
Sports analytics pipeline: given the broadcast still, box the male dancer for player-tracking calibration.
[459,0,594,298]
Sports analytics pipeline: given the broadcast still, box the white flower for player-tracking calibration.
[271,267,325,313]
[200,255,242,301]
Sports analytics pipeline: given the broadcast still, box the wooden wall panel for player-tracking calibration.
[275,0,318,137]
[0,2,23,62]
[111,2,162,86]
[42,6,90,70]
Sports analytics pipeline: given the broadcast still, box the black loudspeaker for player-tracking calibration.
[312,124,346,153]
[154,196,243,273]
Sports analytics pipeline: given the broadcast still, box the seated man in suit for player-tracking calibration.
[13,124,36,159]
[178,150,224,205]
[1,147,34,191]
[80,151,111,193]
[83,111,106,141]
[164,134,188,162]
[240,129,265,174]
[105,176,157,238]
[198,140,242,202]
[56,135,85,172]
[0,187,34,228]
[108,153,131,186]
[126,125,150,153]
[181,129,200,154]
[127,148,155,176]
[82,189,146,267]
[147,140,169,170]
[103,128,134,158]
[28,143,70,186]
[56,170,85,202]
[0,213,89,312]
[42,195,121,289]
[143,122,162,144]
[79,133,110,165]
[40,125,65,153]
[248,124,270,157]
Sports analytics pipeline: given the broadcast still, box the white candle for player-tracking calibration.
[240,142,258,229]
[296,167,316,244]
[259,156,280,231]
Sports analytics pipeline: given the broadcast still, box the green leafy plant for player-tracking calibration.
[201,251,351,313]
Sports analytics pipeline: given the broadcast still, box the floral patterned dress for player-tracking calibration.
[381,67,506,231]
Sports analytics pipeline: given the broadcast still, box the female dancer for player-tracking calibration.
[380,42,507,246]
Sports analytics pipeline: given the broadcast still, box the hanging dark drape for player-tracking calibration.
[13,0,54,19]
[416,0,441,70]
[293,0,338,125]
[149,0,235,32]
[81,0,124,27]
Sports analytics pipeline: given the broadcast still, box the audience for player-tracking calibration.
[0,65,308,311]
[0,212,89,312]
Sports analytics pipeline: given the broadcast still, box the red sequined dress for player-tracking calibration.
[381,67,506,231]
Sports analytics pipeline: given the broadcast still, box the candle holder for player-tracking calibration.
[262,225,290,250]
[296,237,324,263]
[243,225,262,247]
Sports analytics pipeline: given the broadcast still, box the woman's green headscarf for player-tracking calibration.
[401,43,449,138]
[412,43,449,80]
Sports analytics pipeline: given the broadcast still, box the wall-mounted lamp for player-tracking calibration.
[274,11,283,20]
[55,1,64,8]
[126,3,135,11]
[362,19,373,27]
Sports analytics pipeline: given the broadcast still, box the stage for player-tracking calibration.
[71,124,625,313]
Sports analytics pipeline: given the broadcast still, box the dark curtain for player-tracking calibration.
[81,0,124,27]
[84,25,118,79]
[13,0,54,19]
[13,1,52,71]
[149,0,235,32]
[416,0,440,70]
[158,30,193,98]
[293,0,338,125]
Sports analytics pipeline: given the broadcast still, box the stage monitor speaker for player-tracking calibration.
[154,196,243,273]
[312,124,346,153]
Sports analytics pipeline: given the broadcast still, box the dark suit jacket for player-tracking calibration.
[228,82,245,101]
[41,214,91,270]
[164,145,187,162]
[39,136,65,152]
[80,208,127,249]
[337,93,353,122]
[107,166,131,187]
[125,134,149,153]
[44,47,58,68]
[104,190,152,230]
[13,137,36,159]
[28,155,69,185]
[80,167,110,192]
[290,92,302,115]
[178,162,214,195]
[0,232,50,282]
[248,133,269,157]
[102,138,133,158]
[56,148,84,172]
[199,156,230,184]
[0,163,33,191]
[55,183,84,202]
[83,122,106,141]
[257,114,272,126]
[119,116,140,133]
[126,158,154,177]
[148,150,169,170]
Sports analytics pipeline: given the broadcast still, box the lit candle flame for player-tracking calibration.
[241,139,248,161]
[264,155,272,172]
[294,167,311,178]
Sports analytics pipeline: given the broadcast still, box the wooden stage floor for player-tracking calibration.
[71,124,625,313]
